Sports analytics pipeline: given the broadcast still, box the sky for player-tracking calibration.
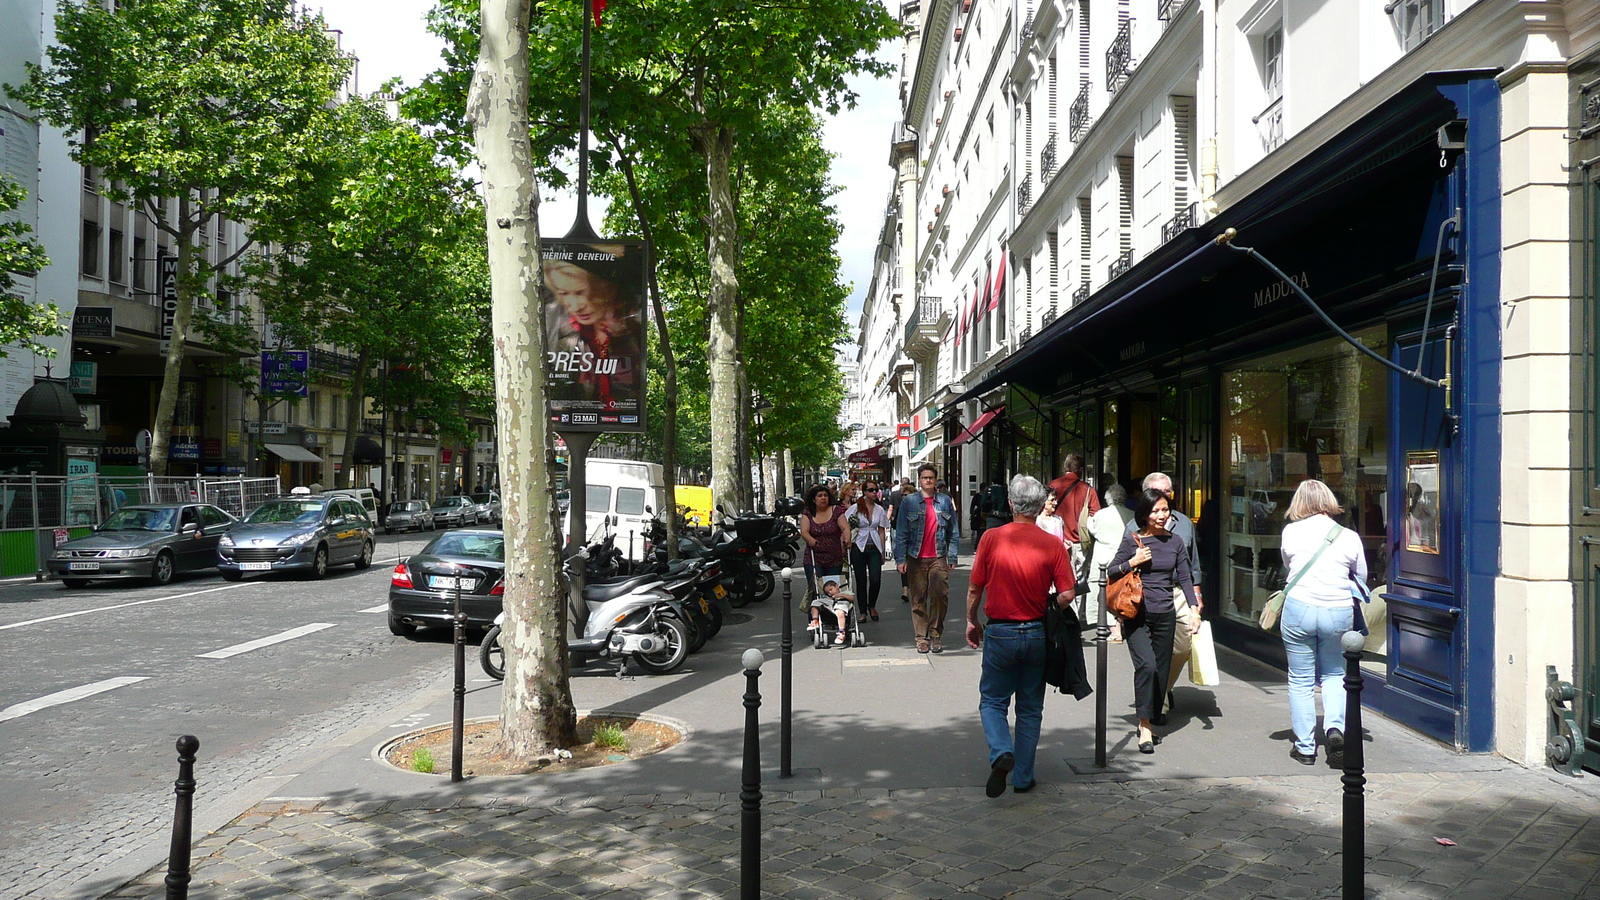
[313,0,901,327]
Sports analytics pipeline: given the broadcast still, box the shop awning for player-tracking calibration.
[949,405,1004,447]
[955,70,1489,405]
[847,445,887,466]
[352,436,384,464]
[909,434,943,466]
[263,443,323,463]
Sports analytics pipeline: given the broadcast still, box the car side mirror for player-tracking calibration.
[181,522,199,535]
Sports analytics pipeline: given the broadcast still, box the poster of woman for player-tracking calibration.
[539,240,648,432]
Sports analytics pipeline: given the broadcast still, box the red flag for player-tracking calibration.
[592,0,607,27]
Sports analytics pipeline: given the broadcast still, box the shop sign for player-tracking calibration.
[441,448,454,464]
[261,350,309,397]
[1252,271,1310,310]
[170,439,201,461]
[160,255,178,339]
[895,423,911,440]
[202,438,223,458]
[72,306,114,338]
[69,361,96,394]
[101,444,141,464]
[475,441,495,453]
[245,421,288,435]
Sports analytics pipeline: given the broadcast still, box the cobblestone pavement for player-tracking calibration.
[103,765,1600,900]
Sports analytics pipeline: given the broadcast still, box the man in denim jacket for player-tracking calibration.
[894,463,962,653]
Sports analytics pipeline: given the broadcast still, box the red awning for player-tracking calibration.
[847,445,886,466]
[988,251,1006,312]
[949,405,1004,447]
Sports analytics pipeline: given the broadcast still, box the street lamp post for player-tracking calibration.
[753,393,774,513]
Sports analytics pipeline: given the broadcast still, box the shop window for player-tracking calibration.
[1221,328,1389,658]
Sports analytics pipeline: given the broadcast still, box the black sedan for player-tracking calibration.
[387,529,505,636]
[48,503,237,587]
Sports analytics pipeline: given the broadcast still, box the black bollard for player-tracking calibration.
[780,567,793,778]
[165,735,199,900]
[451,566,467,783]
[1341,630,1366,900]
[1095,563,1109,769]
[740,649,764,900]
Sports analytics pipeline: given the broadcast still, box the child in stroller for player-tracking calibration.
[808,575,865,648]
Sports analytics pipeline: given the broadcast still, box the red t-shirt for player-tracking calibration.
[970,522,1076,622]
[918,494,939,558]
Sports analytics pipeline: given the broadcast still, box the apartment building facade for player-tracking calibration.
[856,0,1600,769]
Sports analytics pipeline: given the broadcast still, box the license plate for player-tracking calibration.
[712,584,727,599]
[428,576,474,590]
[698,597,710,614]
[239,562,273,571]
[67,561,100,572]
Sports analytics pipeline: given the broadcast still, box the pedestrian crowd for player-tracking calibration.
[819,458,1364,795]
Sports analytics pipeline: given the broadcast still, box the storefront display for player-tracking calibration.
[1221,328,1390,661]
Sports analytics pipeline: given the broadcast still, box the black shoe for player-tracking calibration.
[869,609,879,622]
[1139,741,1155,755]
[1014,779,1037,793]
[986,752,1015,797]
[1326,751,1345,770]
[1290,747,1317,766]
[1326,728,1345,753]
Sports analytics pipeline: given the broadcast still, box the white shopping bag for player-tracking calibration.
[1188,620,1221,686]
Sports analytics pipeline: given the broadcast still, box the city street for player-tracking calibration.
[0,530,470,900]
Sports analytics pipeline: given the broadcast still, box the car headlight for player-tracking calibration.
[53,548,71,559]
[108,548,155,558]
[219,534,235,547]
[283,531,318,546]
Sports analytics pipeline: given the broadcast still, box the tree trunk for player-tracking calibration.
[149,196,197,476]
[471,0,577,757]
[339,350,369,487]
[694,122,747,516]
[614,146,679,560]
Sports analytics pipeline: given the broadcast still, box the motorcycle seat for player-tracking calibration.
[583,573,660,603]
[664,558,698,576]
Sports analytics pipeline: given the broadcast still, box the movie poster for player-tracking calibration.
[540,239,648,433]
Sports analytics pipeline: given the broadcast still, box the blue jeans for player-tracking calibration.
[1281,598,1355,755]
[978,621,1047,787]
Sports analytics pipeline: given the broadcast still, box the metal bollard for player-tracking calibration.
[740,649,764,900]
[1341,630,1366,900]
[451,567,467,783]
[1095,563,1109,769]
[165,735,200,900]
[780,567,794,779]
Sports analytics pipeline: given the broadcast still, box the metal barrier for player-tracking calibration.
[0,475,280,578]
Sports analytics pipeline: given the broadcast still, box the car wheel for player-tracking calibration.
[388,612,415,637]
[306,545,329,580]
[62,578,90,589]
[149,551,175,586]
[220,569,243,582]
[354,541,374,570]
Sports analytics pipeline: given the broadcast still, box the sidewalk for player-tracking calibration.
[97,566,1600,900]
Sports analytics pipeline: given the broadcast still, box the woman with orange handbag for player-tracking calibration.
[1106,488,1199,753]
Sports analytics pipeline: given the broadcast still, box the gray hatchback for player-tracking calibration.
[218,494,376,580]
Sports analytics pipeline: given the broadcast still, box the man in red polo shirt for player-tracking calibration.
[965,474,1075,797]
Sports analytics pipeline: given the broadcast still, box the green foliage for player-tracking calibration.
[410,746,437,773]
[0,177,66,358]
[590,723,628,751]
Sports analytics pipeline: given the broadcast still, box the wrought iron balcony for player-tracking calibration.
[1388,0,1446,51]
[1072,283,1091,305]
[1106,19,1135,95]
[1041,306,1058,326]
[1253,97,1284,153]
[1158,0,1191,22]
[1069,83,1091,143]
[1021,8,1035,40]
[1162,202,1197,243]
[1108,248,1134,281]
[903,295,944,360]
[1017,174,1033,216]
[1040,133,1058,184]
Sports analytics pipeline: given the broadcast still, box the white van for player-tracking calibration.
[564,459,666,560]
[322,487,378,520]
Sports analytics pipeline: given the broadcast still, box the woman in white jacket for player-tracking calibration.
[1086,483,1135,639]
[1279,479,1368,766]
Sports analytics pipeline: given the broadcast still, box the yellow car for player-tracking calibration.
[674,485,713,529]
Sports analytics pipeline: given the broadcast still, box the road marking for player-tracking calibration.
[359,604,389,613]
[841,658,930,667]
[0,676,149,722]
[0,584,248,632]
[197,623,336,659]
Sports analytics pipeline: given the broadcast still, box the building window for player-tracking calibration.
[1390,0,1446,51]
[1253,23,1285,153]
[133,236,149,291]
[108,229,125,285]
[80,220,101,277]
[1220,327,1390,660]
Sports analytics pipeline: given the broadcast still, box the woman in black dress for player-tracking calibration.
[1107,488,1198,753]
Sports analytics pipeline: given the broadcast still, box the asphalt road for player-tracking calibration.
[0,528,482,900]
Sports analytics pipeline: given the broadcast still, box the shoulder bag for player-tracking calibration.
[1104,535,1145,619]
[1259,522,1343,631]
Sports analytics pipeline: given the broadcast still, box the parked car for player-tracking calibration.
[48,503,237,587]
[387,529,506,635]
[382,499,435,534]
[218,494,375,580]
[469,492,501,526]
[323,487,379,519]
[429,495,479,528]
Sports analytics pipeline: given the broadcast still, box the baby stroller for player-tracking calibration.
[809,571,866,649]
